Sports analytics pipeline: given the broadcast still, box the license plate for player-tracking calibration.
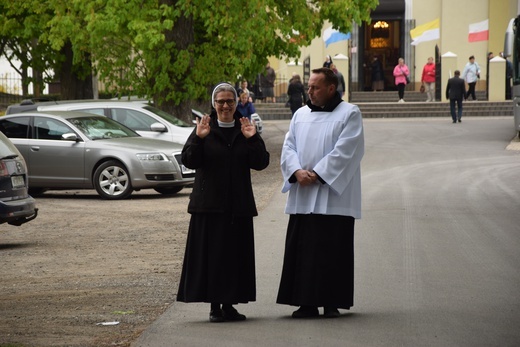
[11,175,25,188]
[181,165,195,174]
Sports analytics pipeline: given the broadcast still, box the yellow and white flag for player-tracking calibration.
[410,18,440,46]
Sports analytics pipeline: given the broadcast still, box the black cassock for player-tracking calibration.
[276,213,355,309]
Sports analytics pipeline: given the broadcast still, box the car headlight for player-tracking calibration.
[136,153,168,161]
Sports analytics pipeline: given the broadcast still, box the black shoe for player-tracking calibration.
[323,307,340,318]
[222,306,246,321]
[292,306,319,318]
[458,119,461,123]
[452,120,456,123]
[209,309,225,323]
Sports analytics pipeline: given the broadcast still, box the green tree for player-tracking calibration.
[1,0,378,120]
[0,1,55,97]
[83,0,378,121]
[41,0,95,99]
[0,0,95,99]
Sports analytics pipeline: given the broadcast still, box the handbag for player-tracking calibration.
[400,67,410,84]
[420,85,425,93]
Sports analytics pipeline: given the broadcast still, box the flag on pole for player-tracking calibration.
[410,18,440,46]
[468,19,489,42]
[323,27,351,47]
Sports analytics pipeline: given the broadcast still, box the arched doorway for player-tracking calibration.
[355,0,406,91]
[362,20,402,91]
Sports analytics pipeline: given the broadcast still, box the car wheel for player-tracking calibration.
[93,160,133,200]
[154,186,183,195]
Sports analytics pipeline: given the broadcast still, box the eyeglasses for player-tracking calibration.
[215,99,236,106]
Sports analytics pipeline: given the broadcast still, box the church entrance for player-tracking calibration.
[354,0,406,91]
[361,20,402,91]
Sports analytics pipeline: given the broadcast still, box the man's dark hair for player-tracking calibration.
[469,55,475,60]
[454,70,460,76]
[312,67,338,88]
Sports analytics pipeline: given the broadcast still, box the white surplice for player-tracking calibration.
[281,101,364,218]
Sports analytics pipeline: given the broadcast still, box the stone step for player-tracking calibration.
[350,90,488,103]
[254,100,512,120]
[361,109,511,118]
[253,91,512,120]
[256,101,508,109]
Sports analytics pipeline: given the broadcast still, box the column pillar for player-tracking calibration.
[488,56,506,101]
[441,52,458,102]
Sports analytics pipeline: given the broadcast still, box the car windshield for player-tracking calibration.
[0,133,21,156]
[143,105,193,127]
[67,116,140,140]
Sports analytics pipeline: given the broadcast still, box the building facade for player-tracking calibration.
[274,0,519,97]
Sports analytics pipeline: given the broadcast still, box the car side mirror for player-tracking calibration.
[150,122,167,132]
[62,133,80,142]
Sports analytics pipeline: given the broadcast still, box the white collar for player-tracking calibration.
[217,119,235,128]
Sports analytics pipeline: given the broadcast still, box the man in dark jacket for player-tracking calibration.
[446,70,466,123]
[259,62,276,103]
[287,74,306,116]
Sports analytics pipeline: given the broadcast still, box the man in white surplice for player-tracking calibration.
[276,67,365,319]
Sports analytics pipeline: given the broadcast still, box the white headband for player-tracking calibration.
[211,82,237,106]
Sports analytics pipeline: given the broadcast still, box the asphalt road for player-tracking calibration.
[134,116,520,347]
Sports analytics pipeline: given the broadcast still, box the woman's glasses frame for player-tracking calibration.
[215,99,236,106]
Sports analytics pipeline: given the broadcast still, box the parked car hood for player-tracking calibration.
[91,137,184,152]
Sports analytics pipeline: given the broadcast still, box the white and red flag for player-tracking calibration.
[468,19,489,42]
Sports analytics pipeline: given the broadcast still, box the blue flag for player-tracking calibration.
[323,27,351,47]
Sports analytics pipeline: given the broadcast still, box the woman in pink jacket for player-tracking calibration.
[421,57,436,102]
[393,58,410,102]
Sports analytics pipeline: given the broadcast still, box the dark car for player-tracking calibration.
[5,98,60,115]
[0,131,38,226]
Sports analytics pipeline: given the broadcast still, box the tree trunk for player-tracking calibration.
[154,0,195,123]
[32,69,42,98]
[21,68,29,97]
[58,41,94,100]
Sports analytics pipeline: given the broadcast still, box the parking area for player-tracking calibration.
[2,117,519,347]
[0,120,286,346]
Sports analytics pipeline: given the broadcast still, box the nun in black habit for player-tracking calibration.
[176,82,270,322]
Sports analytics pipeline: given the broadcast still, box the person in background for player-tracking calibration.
[371,56,384,91]
[421,57,436,102]
[260,62,276,103]
[462,55,480,101]
[277,67,364,319]
[486,52,494,99]
[286,73,306,116]
[237,80,254,103]
[236,91,256,120]
[176,82,270,323]
[323,55,333,68]
[393,57,409,103]
[330,64,346,98]
[446,70,466,123]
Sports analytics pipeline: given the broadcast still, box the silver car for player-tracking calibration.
[0,111,194,200]
[37,101,194,145]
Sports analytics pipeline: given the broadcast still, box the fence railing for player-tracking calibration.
[1,73,295,110]
[0,74,24,107]
[251,75,290,103]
